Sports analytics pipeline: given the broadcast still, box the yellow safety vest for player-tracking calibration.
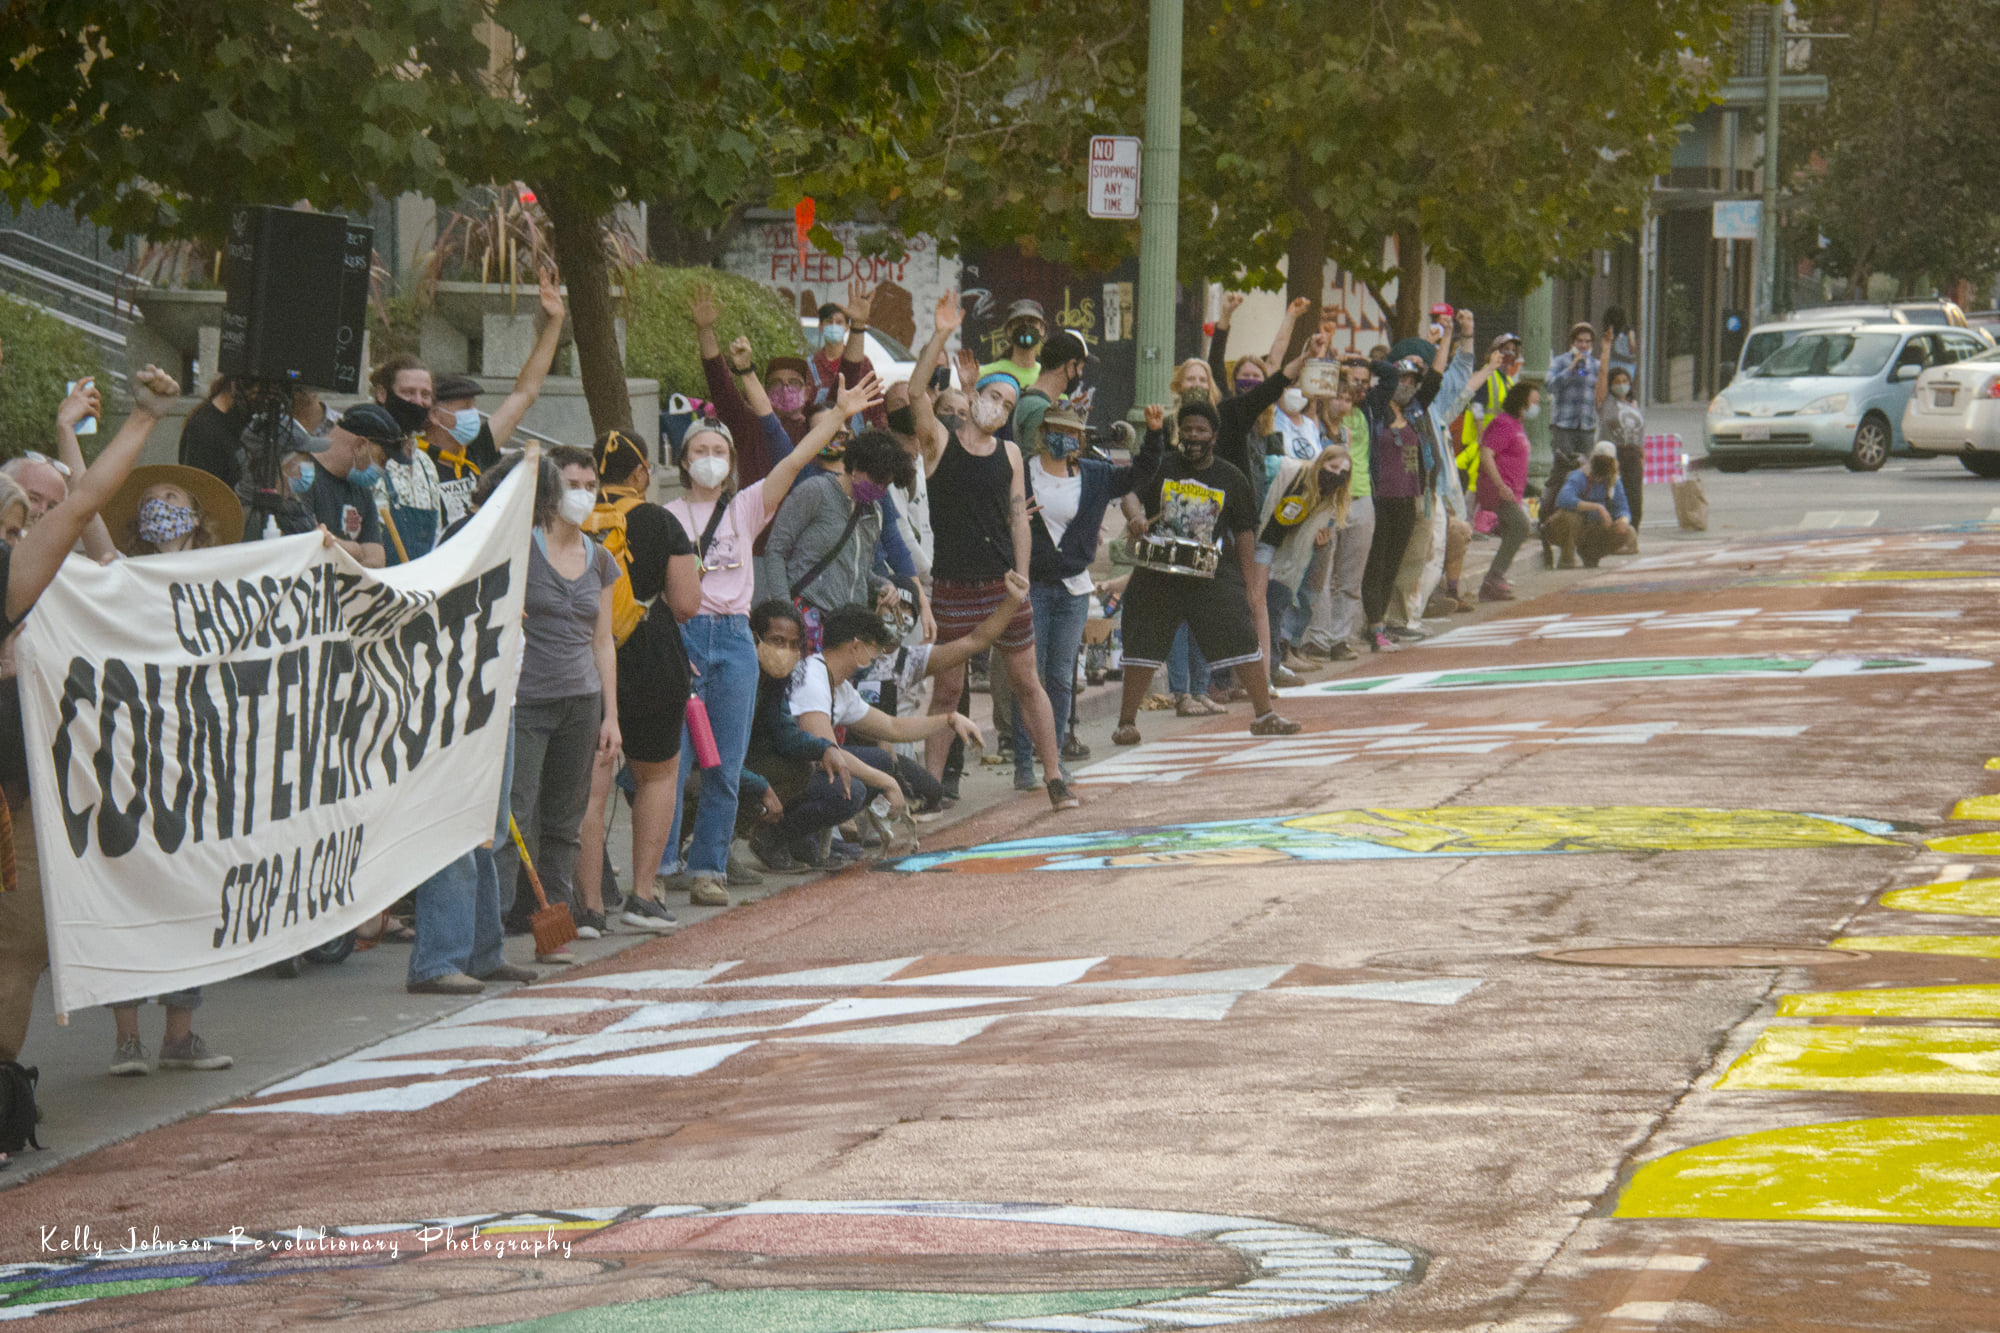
[1456,371,1515,492]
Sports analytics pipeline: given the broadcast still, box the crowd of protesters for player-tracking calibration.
[0,280,1651,1099]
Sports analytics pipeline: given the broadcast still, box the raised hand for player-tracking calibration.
[836,370,885,419]
[1455,307,1475,338]
[934,290,964,335]
[728,335,755,372]
[689,282,721,331]
[1307,331,1331,358]
[1286,296,1314,319]
[130,364,180,416]
[953,348,980,392]
[538,268,564,322]
[57,378,100,429]
[1144,404,1166,431]
[846,280,875,326]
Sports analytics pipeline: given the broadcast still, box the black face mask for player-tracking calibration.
[385,393,430,433]
[1321,469,1350,490]
[886,405,917,436]
[1012,327,1041,350]
[1177,438,1214,466]
[938,413,965,435]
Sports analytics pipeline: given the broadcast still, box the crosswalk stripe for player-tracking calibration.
[1797,510,1879,529]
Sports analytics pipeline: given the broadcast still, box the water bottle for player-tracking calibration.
[869,795,891,819]
[685,696,722,769]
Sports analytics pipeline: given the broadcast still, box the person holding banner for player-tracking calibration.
[0,365,181,1077]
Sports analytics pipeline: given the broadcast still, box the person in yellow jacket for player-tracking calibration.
[1455,332,1520,495]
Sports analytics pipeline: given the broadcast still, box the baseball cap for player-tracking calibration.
[1490,332,1521,352]
[433,373,483,402]
[1003,299,1047,326]
[1591,440,1618,459]
[337,403,404,445]
[1037,330,1091,368]
[1393,355,1428,378]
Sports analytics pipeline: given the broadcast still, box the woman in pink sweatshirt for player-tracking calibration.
[1475,381,1538,602]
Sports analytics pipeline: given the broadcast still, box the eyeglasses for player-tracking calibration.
[20,451,71,478]
[699,557,743,574]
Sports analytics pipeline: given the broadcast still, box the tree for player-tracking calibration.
[1782,0,2000,299]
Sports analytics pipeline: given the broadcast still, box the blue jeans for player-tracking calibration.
[1010,582,1090,776]
[1166,626,1210,696]
[1267,576,1298,670]
[665,614,758,877]
[411,723,511,983]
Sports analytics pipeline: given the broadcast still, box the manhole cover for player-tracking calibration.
[1540,946,1869,968]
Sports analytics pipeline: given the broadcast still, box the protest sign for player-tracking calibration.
[17,463,532,1011]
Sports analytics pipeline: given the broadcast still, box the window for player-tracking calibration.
[1756,332,1900,379]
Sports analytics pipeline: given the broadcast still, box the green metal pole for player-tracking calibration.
[1134,0,1183,409]
[1521,275,1555,485]
[1758,0,1782,319]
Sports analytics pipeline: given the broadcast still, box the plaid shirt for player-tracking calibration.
[1545,350,1600,431]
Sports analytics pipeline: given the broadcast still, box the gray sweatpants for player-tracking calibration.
[1304,495,1376,650]
[498,692,601,914]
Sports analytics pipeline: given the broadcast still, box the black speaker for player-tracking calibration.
[220,206,374,392]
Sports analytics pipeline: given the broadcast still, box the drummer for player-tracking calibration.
[1110,399,1304,746]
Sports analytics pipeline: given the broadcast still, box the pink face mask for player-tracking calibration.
[770,385,808,415]
[851,477,886,504]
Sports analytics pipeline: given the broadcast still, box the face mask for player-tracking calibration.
[1177,436,1214,465]
[851,476,887,504]
[289,463,315,495]
[1179,387,1212,406]
[770,385,808,415]
[558,487,597,527]
[385,393,429,433]
[449,408,482,445]
[688,455,731,490]
[350,462,383,489]
[1391,381,1418,406]
[757,640,800,679]
[1320,468,1350,491]
[137,498,199,545]
[938,413,965,434]
[1281,388,1308,414]
[1235,376,1262,395]
[1610,382,1631,399]
[822,325,847,348]
[1011,326,1041,350]
[1523,404,1542,421]
[970,397,1010,431]
[886,405,917,436]
[1044,432,1079,460]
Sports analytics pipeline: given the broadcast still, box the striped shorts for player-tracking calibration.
[931,577,1036,652]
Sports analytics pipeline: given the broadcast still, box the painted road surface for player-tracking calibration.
[11,521,2000,1331]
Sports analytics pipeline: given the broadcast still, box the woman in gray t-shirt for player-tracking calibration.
[498,448,621,944]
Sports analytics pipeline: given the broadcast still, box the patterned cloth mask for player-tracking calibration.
[138,498,199,545]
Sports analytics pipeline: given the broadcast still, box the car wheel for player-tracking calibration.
[1714,458,1754,474]
[1845,416,1891,472]
[1961,453,2000,479]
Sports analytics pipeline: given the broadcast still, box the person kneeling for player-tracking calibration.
[1544,441,1638,570]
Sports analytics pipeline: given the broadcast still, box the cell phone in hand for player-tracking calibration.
[67,379,97,434]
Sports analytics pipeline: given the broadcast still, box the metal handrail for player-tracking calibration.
[0,229,143,294]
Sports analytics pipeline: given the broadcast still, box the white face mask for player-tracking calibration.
[970,396,1010,431]
[1610,383,1631,399]
[1281,388,1308,415]
[688,455,731,490]
[1522,404,1542,421]
[558,487,596,527]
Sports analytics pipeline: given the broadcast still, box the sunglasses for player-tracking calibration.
[20,451,72,478]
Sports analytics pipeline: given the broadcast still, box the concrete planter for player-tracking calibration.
[424,280,620,378]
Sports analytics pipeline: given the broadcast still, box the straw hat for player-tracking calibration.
[102,464,245,555]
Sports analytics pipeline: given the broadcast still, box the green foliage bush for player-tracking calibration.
[0,295,109,460]
[623,265,804,402]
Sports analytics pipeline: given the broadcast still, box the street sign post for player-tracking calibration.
[1088,135,1142,221]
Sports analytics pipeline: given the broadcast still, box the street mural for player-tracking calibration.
[0,1201,1425,1326]
[210,957,1482,1116]
[890,807,1901,873]
[1074,721,1809,786]
[1579,569,2000,595]
[1299,654,1989,696]
[1426,607,1960,649]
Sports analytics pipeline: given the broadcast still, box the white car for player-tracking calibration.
[799,318,921,387]
[1901,346,2000,477]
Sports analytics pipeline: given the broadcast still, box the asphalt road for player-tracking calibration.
[7,484,2000,1332]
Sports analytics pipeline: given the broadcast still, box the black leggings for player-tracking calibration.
[1360,496,1418,627]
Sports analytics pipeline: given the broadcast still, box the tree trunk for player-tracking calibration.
[540,182,632,436]
[1283,200,1329,364]
[647,197,752,268]
[1393,219,1425,343]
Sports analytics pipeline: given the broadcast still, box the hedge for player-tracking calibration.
[622,264,805,403]
[0,294,109,460]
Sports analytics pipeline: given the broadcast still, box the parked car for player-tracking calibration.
[1706,323,1990,472]
[1901,346,2000,477]
[799,317,920,387]
[1737,314,1868,380]
[1785,300,1974,329]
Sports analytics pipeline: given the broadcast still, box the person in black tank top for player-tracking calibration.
[907,293,1080,812]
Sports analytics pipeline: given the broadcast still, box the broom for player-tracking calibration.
[508,815,577,954]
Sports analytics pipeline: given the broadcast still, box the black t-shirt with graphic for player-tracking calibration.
[1138,454,1258,584]
[306,466,383,548]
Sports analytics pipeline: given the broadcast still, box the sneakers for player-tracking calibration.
[1281,650,1322,675]
[1558,554,1581,570]
[749,827,805,873]
[158,1034,233,1071]
[688,876,729,908]
[1422,594,1462,618]
[1013,769,1039,792]
[1326,641,1359,662]
[1111,723,1142,746]
[1295,642,1333,662]
[1061,732,1092,760]
[621,895,681,933]
[1047,778,1081,811]
[654,871,693,897]
[1479,577,1516,603]
[408,971,486,996]
[109,1034,149,1077]
[1369,628,1399,653]
[535,948,577,965]
[477,963,539,983]
[1250,711,1304,736]
[725,853,764,889]
[573,908,608,939]
[1384,624,1428,643]
[1271,663,1303,688]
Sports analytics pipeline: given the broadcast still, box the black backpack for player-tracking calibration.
[0,1061,42,1155]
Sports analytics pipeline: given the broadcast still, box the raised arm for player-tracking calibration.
[842,280,874,366]
[1267,295,1312,368]
[486,270,566,449]
[1209,291,1242,390]
[761,372,884,509]
[909,291,960,472]
[53,377,115,561]
[731,337,776,418]
[1595,329,1613,407]
[12,366,177,622]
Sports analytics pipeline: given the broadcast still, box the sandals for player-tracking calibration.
[1176,694,1225,718]
[1111,724,1142,746]
[1250,712,1304,736]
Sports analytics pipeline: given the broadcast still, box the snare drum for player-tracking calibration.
[1133,533,1220,579]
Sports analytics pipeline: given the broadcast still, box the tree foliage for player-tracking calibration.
[0,295,107,460]
[1783,0,2000,297]
[622,264,805,401]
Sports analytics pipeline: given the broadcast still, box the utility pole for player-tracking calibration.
[1134,0,1183,409]
[1757,0,1782,320]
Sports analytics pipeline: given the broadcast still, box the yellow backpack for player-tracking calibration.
[581,486,649,647]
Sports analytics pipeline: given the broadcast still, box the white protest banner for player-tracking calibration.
[18,461,533,1011]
